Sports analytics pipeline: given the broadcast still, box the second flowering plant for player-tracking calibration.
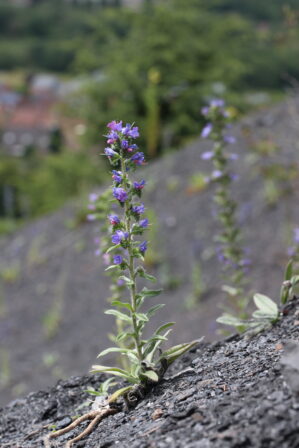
[92,121,198,396]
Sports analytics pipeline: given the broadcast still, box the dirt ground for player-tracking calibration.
[1,94,299,406]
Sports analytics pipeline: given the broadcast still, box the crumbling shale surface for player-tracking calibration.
[1,297,299,448]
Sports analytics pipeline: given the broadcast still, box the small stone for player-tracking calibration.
[152,408,164,420]
[275,343,283,351]
[55,416,72,430]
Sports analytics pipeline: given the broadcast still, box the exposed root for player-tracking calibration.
[44,406,119,448]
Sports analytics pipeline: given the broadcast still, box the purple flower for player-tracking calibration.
[112,170,122,183]
[201,151,214,160]
[107,120,123,132]
[211,170,223,179]
[88,204,96,211]
[210,99,225,108]
[128,126,139,138]
[95,248,101,257]
[224,135,236,144]
[121,139,129,149]
[201,123,213,138]
[121,123,131,136]
[140,218,149,228]
[201,106,209,116]
[130,152,145,166]
[87,214,96,221]
[113,255,123,265]
[113,187,128,203]
[294,228,299,245]
[228,153,238,160]
[105,147,118,157]
[109,214,120,226]
[230,173,239,182]
[106,130,119,143]
[89,193,98,202]
[117,278,125,286]
[94,237,100,245]
[133,180,146,190]
[139,241,147,254]
[132,203,145,215]
[111,230,128,245]
[127,144,138,153]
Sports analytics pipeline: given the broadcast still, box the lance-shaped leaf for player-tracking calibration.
[284,260,293,281]
[143,329,172,360]
[111,301,133,312]
[105,309,131,322]
[108,386,133,404]
[252,310,279,322]
[253,293,278,317]
[158,339,202,367]
[291,275,299,287]
[216,313,248,327]
[139,287,163,297]
[136,269,157,282]
[146,303,165,319]
[134,312,149,322]
[139,370,159,383]
[106,244,121,254]
[91,365,138,383]
[118,275,134,286]
[97,347,139,362]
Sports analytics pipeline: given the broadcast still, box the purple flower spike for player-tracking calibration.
[107,120,123,132]
[201,151,214,160]
[228,153,238,160]
[113,187,128,203]
[140,218,149,228]
[111,230,128,245]
[88,204,96,211]
[109,214,120,226]
[139,241,147,254]
[105,147,118,157]
[224,135,236,144]
[201,106,209,116]
[131,152,145,166]
[114,255,123,265]
[87,214,96,221]
[133,180,146,190]
[201,123,213,138]
[112,170,122,183]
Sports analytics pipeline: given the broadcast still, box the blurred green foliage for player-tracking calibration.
[0,151,106,222]
[1,0,299,225]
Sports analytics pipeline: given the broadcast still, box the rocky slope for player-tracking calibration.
[1,296,298,448]
[1,95,299,405]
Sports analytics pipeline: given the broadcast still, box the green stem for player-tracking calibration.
[120,154,143,363]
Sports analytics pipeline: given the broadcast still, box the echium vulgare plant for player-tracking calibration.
[200,99,250,319]
[46,121,199,448]
[92,121,197,386]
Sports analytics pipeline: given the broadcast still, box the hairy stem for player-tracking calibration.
[121,154,143,363]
